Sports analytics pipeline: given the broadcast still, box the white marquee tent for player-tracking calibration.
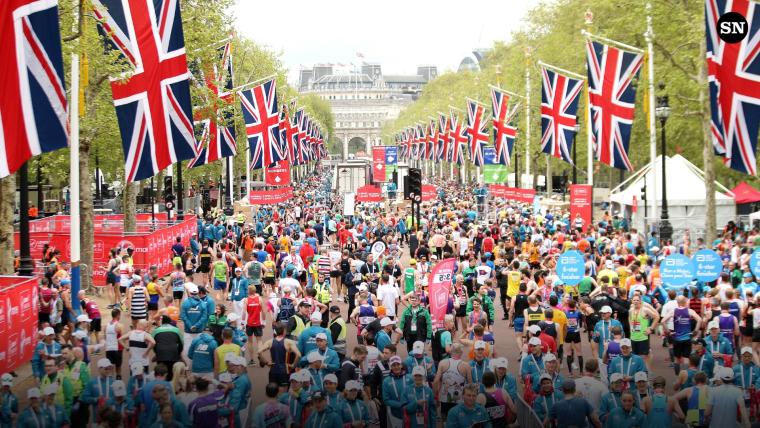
[609,155,735,234]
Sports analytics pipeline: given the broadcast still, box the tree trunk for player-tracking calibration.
[79,139,94,290]
[700,37,717,244]
[123,181,136,233]
[0,175,15,274]
[546,156,553,197]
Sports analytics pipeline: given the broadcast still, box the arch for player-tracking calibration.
[347,137,367,156]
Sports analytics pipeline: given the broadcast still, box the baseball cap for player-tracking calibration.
[43,384,57,396]
[307,351,324,363]
[412,341,425,354]
[389,356,403,365]
[282,285,293,293]
[609,373,625,383]
[720,366,735,381]
[112,380,127,397]
[323,374,338,384]
[298,300,312,307]
[186,283,199,294]
[620,338,632,348]
[97,358,114,369]
[234,267,242,273]
[310,311,322,322]
[693,338,706,346]
[474,340,487,350]
[315,332,328,341]
[76,314,92,323]
[528,337,542,347]
[744,272,753,278]
[72,330,87,340]
[528,325,542,335]
[491,358,508,370]
[233,356,247,366]
[742,346,753,355]
[289,373,302,382]
[224,353,237,362]
[634,372,648,383]
[0,373,12,387]
[345,380,361,391]
[409,259,417,265]
[357,284,368,292]
[27,388,41,399]
[605,260,614,269]
[380,317,395,327]
[708,320,719,330]
[600,306,613,314]
[43,327,55,336]
[310,391,326,401]
[226,313,240,323]
[296,370,312,383]
[539,373,552,383]
[219,373,234,383]
[329,306,341,314]
[412,366,426,377]
[544,353,557,362]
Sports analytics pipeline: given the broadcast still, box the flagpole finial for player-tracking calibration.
[584,9,594,26]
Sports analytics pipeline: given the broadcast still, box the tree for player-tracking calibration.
[0,176,15,274]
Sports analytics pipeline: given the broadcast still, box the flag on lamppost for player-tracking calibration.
[240,78,285,170]
[540,66,583,164]
[491,87,518,166]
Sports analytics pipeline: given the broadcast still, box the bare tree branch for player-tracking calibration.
[654,40,699,83]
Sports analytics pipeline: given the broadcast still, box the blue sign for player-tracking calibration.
[385,146,398,164]
[692,249,722,282]
[483,147,497,164]
[751,249,760,277]
[660,254,695,287]
[556,250,585,285]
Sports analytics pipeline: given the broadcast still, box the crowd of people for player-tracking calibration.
[7,164,760,428]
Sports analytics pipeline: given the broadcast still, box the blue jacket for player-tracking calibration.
[229,276,249,301]
[278,390,309,424]
[607,354,647,389]
[604,406,646,428]
[16,408,47,428]
[297,326,335,356]
[382,374,409,419]
[404,356,436,383]
[520,353,544,379]
[340,399,370,425]
[533,391,565,422]
[144,397,189,428]
[218,375,251,428]
[404,384,437,428]
[0,392,18,428]
[304,407,343,428]
[180,297,208,333]
[187,333,217,374]
[43,403,69,428]
[32,341,61,379]
[594,319,624,358]
[444,403,492,428]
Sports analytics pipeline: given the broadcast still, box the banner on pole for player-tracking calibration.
[489,185,536,203]
[385,146,398,181]
[483,147,508,184]
[356,185,383,203]
[422,184,437,202]
[0,276,39,374]
[661,254,695,287]
[569,184,593,231]
[249,187,294,204]
[372,147,386,183]
[265,160,291,186]
[556,250,585,285]
[428,258,456,329]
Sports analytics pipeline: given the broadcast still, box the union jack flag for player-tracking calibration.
[240,78,285,170]
[96,0,197,182]
[279,103,298,165]
[586,39,643,171]
[0,0,69,178]
[438,113,449,161]
[491,87,519,166]
[188,41,237,168]
[706,0,760,175]
[427,120,437,160]
[466,100,489,166]
[291,108,304,165]
[540,67,583,164]
[450,112,467,166]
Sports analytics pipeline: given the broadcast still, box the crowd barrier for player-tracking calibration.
[0,276,38,374]
[515,394,544,428]
[14,214,197,285]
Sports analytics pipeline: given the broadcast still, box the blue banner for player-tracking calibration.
[483,147,497,164]
[692,249,722,282]
[385,146,398,164]
[556,250,585,285]
[660,254,695,287]
[751,249,760,278]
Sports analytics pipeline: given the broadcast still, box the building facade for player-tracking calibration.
[298,63,438,158]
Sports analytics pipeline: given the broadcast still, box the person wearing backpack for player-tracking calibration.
[284,300,311,340]
[432,314,457,363]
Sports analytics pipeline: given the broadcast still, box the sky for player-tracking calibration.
[233,0,540,84]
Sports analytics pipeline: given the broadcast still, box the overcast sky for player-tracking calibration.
[233,0,540,84]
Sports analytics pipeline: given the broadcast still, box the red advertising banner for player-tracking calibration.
[265,160,291,186]
[421,184,437,201]
[428,258,456,330]
[489,185,536,203]
[355,184,384,203]
[249,187,294,205]
[0,276,39,374]
[570,184,593,231]
[372,147,386,183]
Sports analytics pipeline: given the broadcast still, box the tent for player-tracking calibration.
[731,182,760,215]
[609,155,735,234]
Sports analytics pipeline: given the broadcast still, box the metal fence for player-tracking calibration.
[515,395,543,428]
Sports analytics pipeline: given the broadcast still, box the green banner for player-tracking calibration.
[385,164,397,181]
[484,163,508,184]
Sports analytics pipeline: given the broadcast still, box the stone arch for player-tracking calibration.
[347,136,367,156]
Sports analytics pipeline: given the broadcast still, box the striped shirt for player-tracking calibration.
[130,286,148,320]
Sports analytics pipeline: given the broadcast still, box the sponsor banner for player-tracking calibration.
[249,187,294,205]
[355,185,383,203]
[422,185,437,202]
[693,249,722,282]
[372,147,386,183]
[751,249,760,278]
[0,276,38,374]
[428,258,456,330]
[385,146,398,181]
[557,250,585,285]
[265,160,291,186]
[489,185,536,203]
[483,147,508,184]
[661,254,695,287]
[569,184,593,232]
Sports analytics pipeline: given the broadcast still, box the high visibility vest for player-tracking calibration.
[315,282,331,304]
[40,375,66,408]
[292,316,311,338]
[328,317,347,354]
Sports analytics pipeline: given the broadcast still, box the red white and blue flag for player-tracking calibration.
[466,99,489,167]
[491,87,518,166]
[240,78,285,170]
[291,108,304,165]
[427,120,436,160]
[279,103,299,165]
[540,67,583,164]
[706,0,760,175]
[450,112,467,166]
[586,39,643,171]
[0,0,69,178]
[97,0,197,182]
[438,113,449,161]
[188,41,237,168]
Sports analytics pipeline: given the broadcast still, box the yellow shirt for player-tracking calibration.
[551,308,568,345]
[263,260,276,278]
[215,343,241,373]
[278,236,291,254]
[506,271,521,298]
[146,281,159,296]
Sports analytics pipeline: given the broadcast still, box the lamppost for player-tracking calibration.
[572,123,580,185]
[655,82,673,242]
[176,160,184,220]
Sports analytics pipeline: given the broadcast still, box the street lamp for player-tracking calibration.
[572,123,581,185]
[655,82,672,242]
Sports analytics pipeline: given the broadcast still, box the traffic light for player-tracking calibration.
[641,183,647,201]
[408,168,422,199]
[163,176,173,198]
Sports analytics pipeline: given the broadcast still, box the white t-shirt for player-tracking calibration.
[279,277,300,294]
[661,299,679,330]
[475,265,493,285]
[458,238,469,256]
[574,376,609,411]
[377,284,400,317]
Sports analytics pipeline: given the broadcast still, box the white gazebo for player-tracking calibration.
[609,155,735,234]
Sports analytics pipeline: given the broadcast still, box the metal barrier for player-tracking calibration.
[515,394,544,428]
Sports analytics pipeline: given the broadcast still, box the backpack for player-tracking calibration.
[277,297,296,322]
[431,330,446,362]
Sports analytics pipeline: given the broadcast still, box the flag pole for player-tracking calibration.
[70,54,82,314]
[233,73,278,93]
[524,48,532,188]
[581,30,645,53]
[645,2,658,222]
[536,61,586,80]
[583,11,595,187]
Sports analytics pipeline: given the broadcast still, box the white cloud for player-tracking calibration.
[232,0,539,84]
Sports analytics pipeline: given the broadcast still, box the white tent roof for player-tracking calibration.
[610,154,734,207]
